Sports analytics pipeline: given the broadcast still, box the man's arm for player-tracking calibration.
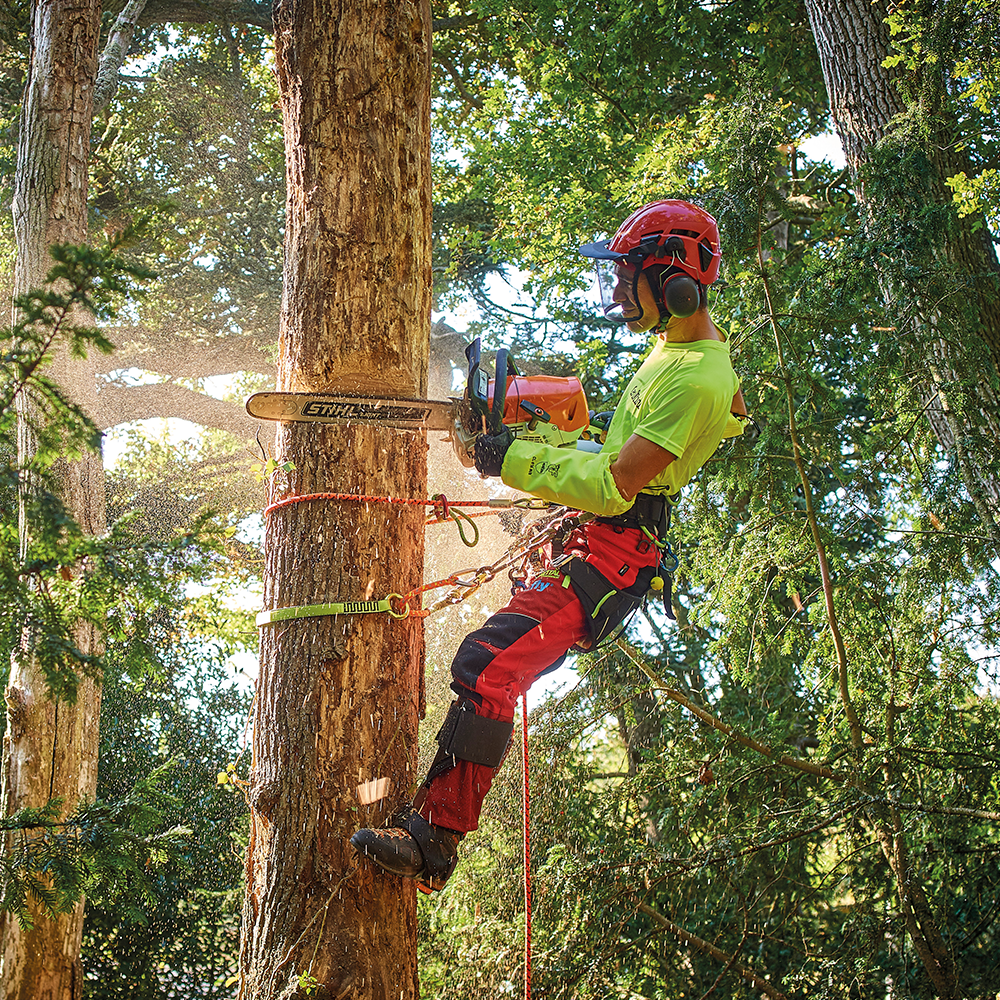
[609,435,676,503]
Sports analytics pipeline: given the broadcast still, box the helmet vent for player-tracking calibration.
[698,241,715,273]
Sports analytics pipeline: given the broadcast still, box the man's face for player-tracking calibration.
[611,263,660,333]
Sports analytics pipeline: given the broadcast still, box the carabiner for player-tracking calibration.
[451,566,495,589]
[661,541,680,574]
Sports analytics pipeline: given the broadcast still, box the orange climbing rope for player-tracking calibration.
[262,490,575,619]
[522,695,533,1000]
[263,489,550,519]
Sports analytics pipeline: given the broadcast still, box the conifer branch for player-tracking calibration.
[637,902,788,1000]
[615,640,844,784]
[756,242,863,753]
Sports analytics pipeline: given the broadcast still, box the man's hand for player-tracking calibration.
[474,425,514,477]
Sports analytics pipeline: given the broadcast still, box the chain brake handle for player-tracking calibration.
[465,337,519,434]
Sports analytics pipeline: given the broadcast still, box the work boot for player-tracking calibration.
[351,805,461,893]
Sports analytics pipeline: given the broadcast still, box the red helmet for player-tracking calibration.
[579,200,721,286]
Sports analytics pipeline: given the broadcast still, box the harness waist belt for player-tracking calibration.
[595,491,670,532]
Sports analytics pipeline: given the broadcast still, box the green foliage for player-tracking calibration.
[430,0,828,340]
[876,0,1000,275]
[81,624,250,999]
[91,24,285,345]
[1,241,155,701]
[0,765,192,930]
[4,241,150,457]
[0,244,252,993]
[0,2,28,197]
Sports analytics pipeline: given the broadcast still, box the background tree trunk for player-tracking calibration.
[238,0,432,996]
[1,1,104,999]
[804,3,986,994]
[804,0,1000,548]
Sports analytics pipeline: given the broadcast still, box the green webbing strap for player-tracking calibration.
[451,508,480,547]
[256,593,409,626]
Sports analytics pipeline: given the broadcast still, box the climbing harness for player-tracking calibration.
[555,491,681,641]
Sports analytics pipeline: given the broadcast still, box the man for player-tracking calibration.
[351,200,748,891]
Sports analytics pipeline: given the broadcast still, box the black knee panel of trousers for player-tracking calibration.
[450,611,551,702]
[424,700,515,785]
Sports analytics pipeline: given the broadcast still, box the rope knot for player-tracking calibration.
[431,493,451,520]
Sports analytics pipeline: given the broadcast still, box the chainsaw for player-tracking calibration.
[245,338,610,468]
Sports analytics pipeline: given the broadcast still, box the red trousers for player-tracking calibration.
[420,520,658,834]
[420,572,588,833]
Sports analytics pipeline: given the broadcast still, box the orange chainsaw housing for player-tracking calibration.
[450,373,590,468]
[491,374,590,434]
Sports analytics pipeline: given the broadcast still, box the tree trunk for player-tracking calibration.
[805,0,1000,548]
[803,4,983,992]
[1,2,104,999]
[238,0,432,996]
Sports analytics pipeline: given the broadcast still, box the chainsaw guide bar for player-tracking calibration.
[246,392,456,431]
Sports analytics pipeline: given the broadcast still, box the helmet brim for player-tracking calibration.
[578,239,622,260]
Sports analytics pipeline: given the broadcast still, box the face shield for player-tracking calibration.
[594,258,644,324]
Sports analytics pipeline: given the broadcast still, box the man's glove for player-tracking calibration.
[474,425,514,477]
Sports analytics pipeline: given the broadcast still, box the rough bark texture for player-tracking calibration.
[239,0,432,996]
[1,1,104,998]
[803,2,988,993]
[805,0,1000,546]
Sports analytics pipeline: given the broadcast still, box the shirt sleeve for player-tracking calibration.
[632,377,720,459]
[721,413,747,439]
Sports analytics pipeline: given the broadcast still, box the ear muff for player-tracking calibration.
[661,273,700,318]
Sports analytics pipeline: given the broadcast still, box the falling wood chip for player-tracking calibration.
[356,777,390,805]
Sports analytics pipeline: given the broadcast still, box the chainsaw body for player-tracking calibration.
[244,337,607,468]
[449,339,592,468]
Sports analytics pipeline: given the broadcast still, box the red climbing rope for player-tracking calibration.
[263,490,549,518]
[522,696,532,1000]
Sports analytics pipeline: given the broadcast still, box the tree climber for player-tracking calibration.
[351,200,749,892]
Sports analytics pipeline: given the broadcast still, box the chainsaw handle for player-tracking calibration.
[466,337,488,422]
[489,348,511,433]
[465,338,519,434]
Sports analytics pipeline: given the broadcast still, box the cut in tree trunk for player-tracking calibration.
[1,1,104,999]
[238,0,432,996]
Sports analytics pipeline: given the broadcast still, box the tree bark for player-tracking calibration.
[238,0,432,996]
[803,3,985,991]
[805,0,1000,548]
[1,1,104,998]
